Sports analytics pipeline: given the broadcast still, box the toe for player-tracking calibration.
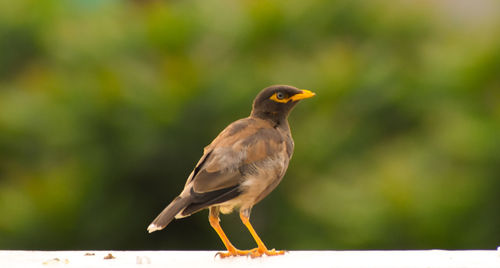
[266,249,285,256]
[250,249,286,258]
[215,249,254,258]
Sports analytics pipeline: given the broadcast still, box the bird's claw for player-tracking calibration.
[248,248,286,258]
[216,248,285,258]
[215,249,252,258]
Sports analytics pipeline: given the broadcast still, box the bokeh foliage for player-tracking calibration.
[0,0,499,250]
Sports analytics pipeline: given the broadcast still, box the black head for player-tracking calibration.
[250,85,315,125]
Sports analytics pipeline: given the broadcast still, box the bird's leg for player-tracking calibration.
[208,207,251,258]
[239,208,285,258]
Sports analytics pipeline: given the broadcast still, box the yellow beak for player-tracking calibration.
[290,89,316,101]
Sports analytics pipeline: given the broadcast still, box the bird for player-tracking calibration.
[147,85,315,258]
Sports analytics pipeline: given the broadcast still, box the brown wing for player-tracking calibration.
[178,117,284,216]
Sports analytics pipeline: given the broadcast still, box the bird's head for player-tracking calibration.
[250,85,315,124]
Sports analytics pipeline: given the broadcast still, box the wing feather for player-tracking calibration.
[188,118,283,193]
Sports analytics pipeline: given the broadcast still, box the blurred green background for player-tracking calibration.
[0,0,499,250]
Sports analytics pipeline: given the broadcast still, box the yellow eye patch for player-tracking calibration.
[269,92,290,103]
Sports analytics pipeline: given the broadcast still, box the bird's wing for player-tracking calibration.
[187,117,284,192]
[178,118,285,215]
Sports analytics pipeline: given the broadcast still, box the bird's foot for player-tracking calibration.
[215,248,285,258]
[215,249,252,258]
[247,247,286,258]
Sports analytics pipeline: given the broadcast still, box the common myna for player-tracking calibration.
[147,85,315,258]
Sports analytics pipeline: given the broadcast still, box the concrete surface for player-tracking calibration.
[1,250,500,268]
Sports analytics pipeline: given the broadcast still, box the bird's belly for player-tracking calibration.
[217,156,288,214]
[217,189,268,215]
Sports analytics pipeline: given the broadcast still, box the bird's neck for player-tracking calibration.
[250,111,290,130]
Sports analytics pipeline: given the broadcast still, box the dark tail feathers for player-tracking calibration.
[147,196,190,233]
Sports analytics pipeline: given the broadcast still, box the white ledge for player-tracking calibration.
[1,250,499,268]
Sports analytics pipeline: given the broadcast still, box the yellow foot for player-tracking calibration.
[248,248,286,258]
[215,249,252,258]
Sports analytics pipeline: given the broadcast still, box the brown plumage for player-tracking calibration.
[147,85,315,258]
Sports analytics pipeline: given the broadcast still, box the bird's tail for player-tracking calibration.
[147,196,190,233]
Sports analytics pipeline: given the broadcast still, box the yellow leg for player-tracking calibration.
[208,207,251,258]
[239,210,285,258]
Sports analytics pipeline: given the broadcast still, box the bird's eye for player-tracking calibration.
[276,92,285,100]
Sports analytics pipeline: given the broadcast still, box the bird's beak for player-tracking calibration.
[290,89,316,101]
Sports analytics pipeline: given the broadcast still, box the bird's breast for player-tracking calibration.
[230,153,289,212]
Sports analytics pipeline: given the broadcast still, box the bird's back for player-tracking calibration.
[179,116,293,215]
